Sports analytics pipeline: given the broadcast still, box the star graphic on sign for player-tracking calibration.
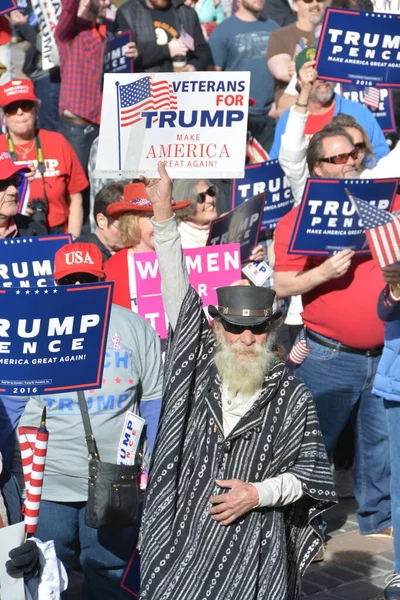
[25,290,30,294]
[29,239,33,243]
[115,377,121,384]
[10,240,14,244]
[3,241,7,245]
[128,378,134,384]
[23,239,27,243]
[44,290,49,294]
[35,290,40,294]
[16,290,20,294]
[53,289,58,293]
[16,240,20,244]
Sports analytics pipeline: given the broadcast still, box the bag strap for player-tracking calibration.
[77,391,99,459]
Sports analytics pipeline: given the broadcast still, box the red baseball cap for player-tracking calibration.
[0,151,29,180]
[53,243,105,281]
[0,79,38,108]
[107,182,191,219]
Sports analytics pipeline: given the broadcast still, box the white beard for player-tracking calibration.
[214,328,277,398]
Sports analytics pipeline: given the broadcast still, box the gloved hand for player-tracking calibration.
[6,540,41,580]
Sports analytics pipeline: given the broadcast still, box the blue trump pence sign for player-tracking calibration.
[230,160,294,231]
[288,178,398,256]
[104,31,134,74]
[0,283,113,395]
[0,235,72,288]
[315,8,400,87]
[207,193,266,262]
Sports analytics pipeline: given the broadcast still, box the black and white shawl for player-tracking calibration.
[139,287,336,600]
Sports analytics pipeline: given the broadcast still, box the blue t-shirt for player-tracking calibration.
[209,15,279,115]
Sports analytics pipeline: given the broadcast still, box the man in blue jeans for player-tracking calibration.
[373,267,400,599]
[274,126,394,539]
[12,243,163,599]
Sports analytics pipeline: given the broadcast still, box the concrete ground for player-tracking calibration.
[302,498,394,600]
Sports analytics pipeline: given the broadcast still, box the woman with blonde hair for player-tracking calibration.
[105,182,190,310]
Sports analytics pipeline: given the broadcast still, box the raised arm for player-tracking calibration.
[140,162,189,330]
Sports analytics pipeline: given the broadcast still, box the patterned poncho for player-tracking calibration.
[139,287,336,600]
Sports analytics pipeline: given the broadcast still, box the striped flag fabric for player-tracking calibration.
[18,408,49,534]
[246,136,269,164]
[363,87,380,110]
[289,328,311,365]
[348,192,400,267]
[295,37,307,56]
[180,28,195,51]
[119,77,178,127]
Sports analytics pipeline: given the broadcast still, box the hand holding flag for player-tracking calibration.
[346,189,400,268]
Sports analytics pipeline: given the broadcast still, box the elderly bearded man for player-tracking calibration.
[134,163,336,600]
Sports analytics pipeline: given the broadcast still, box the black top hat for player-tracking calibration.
[208,286,282,326]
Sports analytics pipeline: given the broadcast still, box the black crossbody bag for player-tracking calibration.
[77,391,139,529]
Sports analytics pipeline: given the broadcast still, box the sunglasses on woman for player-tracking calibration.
[197,186,217,204]
[320,147,359,165]
[0,174,24,192]
[220,318,272,336]
[4,101,36,116]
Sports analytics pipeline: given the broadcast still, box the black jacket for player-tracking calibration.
[261,0,295,27]
[76,232,112,263]
[115,0,211,72]
[15,214,48,237]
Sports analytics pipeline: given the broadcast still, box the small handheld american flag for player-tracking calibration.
[363,87,380,110]
[246,136,269,164]
[346,189,400,268]
[19,407,49,535]
[289,328,311,365]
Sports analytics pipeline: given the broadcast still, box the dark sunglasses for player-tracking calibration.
[4,101,36,116]
[221,318,272,336]
[0,173,23,192]
[57,273,100,286]
[197,186,217,204]
[354,141,367,152]
[320,147,359,165]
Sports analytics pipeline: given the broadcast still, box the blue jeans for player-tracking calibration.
[296,332,391,535]
[58,119,98,229]
[385,401,400,572]
[34,70,61,132]
[33,500,138,599]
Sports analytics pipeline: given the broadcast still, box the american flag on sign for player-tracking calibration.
[289,328,311,365]
[119,77,178,127]
[18,408,49,534]
[348,191,400,267]
[246,136,269,164]
[363,87,380,110]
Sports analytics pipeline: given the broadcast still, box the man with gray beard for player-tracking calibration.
[131,162,336,600]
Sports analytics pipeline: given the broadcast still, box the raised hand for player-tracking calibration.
[139,161,174,221]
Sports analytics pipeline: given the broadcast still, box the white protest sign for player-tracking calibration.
[95,72,250,179]
[31,0,61,71]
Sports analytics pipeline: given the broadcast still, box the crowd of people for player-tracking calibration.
[0,0,400,598]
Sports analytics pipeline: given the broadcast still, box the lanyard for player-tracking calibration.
[6,132,46,175]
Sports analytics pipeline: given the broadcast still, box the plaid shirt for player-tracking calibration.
[55,0,106,125]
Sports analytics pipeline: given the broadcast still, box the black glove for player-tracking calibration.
[6,540,41,580]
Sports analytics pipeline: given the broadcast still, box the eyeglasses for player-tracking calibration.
[354,141,367,152]
[220,318,272,336]
[57,273,100,285]
[0,174,23,192]
[320,147,359,165]
[197,186,217,204]
[298,0,325,4]
[4,101,36,116]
